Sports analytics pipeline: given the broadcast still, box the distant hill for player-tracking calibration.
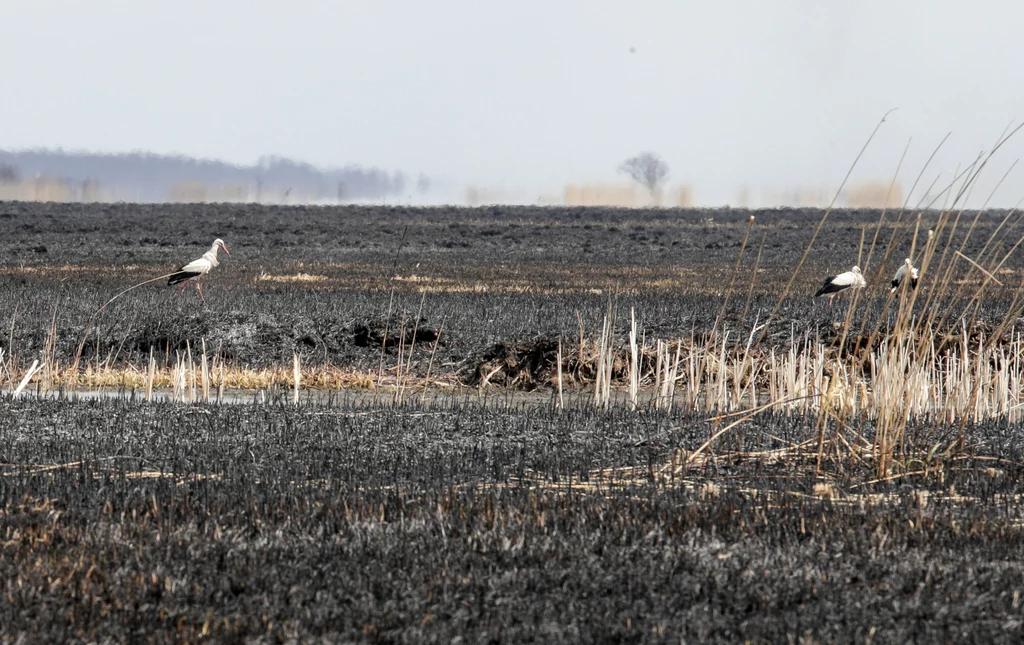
[0,149,423,203]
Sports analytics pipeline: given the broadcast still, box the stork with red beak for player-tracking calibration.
[167,238,229,302]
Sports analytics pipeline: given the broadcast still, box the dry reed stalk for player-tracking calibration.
[69,271,180,383]
[668,392,822,477]
[628,308,639,410]
[373,225,410,402]
[13,359,41,399]
[6,304,18,387]
[109,309,139,368]
[966,184,1023,274]
[186,341,196,405]
[601,311,614,408]
[735,232,767,351]
[754,109,895,350]
[216,341,225,404]
[866,157,964,363]
[575,311,585,366]
[172,352,186,403]
[593,317,606,408]
[393,313,408,398]
[921,131,1022,340]
[39,299,60,393]
[669,341,682,411]
[711,215,754,343]
[396,291,427,403]
[293,353,301,405]
[145,346,155,402]
[655,337,663,409]
[654,339,663,406]
[959,208,1024,327]
[200,339,210,403]
[375,291,396,398]
[421,315,445,398]
[684,331,703,410]
[556,337,564,409]
[954,250,1004,284]
[823,223,870,465]
[829,126,1024,474]
[916,156,1024,444]
[857,131,958,308]
[858,137,915,285]
[593,303,615,410]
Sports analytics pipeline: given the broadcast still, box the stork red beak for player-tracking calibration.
[221,242,230,255]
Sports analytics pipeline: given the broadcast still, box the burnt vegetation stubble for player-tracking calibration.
[2,202,1024,641]
[2,397,1024,642]
[0,202,1021,378]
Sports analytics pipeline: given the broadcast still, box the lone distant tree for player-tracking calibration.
[619,152,669,197]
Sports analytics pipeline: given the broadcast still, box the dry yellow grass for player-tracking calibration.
[6,363,459,393]
[256,272,328,283]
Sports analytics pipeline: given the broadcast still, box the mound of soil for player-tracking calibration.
[352,316,441,349]
[465,335,562,389]
[463,335,661,390]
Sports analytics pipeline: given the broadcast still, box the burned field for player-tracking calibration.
[0,201,1022,377]
[3,202,1024,641]
[3,397,1024,643]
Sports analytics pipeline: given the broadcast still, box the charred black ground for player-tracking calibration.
[3,202,1024,642]
[1,202,1022,374]
[2,397,1024,642]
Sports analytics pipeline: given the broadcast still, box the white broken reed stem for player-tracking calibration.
[201,339,210,403]
[628,308,639,410]
[172,352,186,403]
[654,339,663,409]
[146,346,156,402]
[593,313,613,410]
[186,341,196,405]
[293,353,301,405]
[13,359,41,398]
[216,342,225,404]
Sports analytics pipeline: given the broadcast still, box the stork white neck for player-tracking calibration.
[203,243,221,267]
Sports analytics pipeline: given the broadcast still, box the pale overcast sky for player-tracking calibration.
[1,0,1022,205]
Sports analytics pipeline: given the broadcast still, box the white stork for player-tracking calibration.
[890,257,919,293]
[167,238,229,302]
[814,265,866,305]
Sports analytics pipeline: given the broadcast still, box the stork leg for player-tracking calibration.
[195,280,205,303]
[177,281,187,294]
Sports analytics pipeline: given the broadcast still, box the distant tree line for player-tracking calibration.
[0,149,420,202]
[0,164,18,182]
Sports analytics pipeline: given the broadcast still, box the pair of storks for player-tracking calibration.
[814,258,919,305]
[169,238,918,305]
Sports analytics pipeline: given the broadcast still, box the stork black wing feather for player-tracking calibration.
[814,276,838,298]
[168,271,201,286]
